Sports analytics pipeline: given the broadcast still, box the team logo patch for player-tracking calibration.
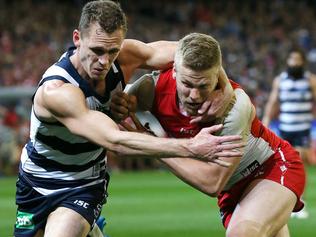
[15,211,34,229]
[241,160,260,177]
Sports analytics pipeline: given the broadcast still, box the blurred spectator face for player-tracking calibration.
[175,64,219,116]
[287,52,305,67]
[73,23,124,81]
[287,51,305,78]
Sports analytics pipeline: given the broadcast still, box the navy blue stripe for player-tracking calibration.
[280,110,313,114]
[279,99,312,103]
[55,48,125,105]
[20,166,108,189]
[26,141,105,172]
[279,121,312,125]
[97,60,125,103]
[279,89,311,93]
[35,132,101,155]
[56,48,96,99]
[56,47,83,84]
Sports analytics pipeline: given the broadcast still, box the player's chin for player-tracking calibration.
[186,108,199,116]
[91,70,107,80]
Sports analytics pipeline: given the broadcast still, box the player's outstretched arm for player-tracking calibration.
[160,156,241,197]
[119,112,245,197]
[38,82,241,161]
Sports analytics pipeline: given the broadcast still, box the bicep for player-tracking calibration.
[41,83,120,146]
[118,39,176,77]
[144,41,177,69]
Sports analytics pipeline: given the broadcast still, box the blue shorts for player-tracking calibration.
[14,174,109,237]
[279,129,311,148]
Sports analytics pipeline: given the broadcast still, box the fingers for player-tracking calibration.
[218,135,243,143]
[110,92,130,121]
[129,113,146,132]
[111,92,129,107]
[189,115,203,124]
[210,158,232,167]
[120,121,136,132]
[216,142,246,151]
[200,124,223,134]
[128,95,137,113]
[111,92,139,122]
[111,108,128,122]
[197,100,211,114]
[214,150,243,158]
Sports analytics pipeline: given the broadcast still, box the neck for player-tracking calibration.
[70,52,89,81]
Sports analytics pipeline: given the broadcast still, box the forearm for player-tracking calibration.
[219,67,233,96]
[160,156,240,197]
[109,130,194,159]
[66,110,196,159]
[144,41,177,69]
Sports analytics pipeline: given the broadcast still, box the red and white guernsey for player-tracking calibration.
[151,68,289,190]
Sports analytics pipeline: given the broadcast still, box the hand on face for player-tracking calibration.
[190,88,232,124]
[190,67,233,124]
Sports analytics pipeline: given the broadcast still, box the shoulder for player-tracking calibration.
[269,75,281,90]
[117,39,151,81]
[220,88,254,136]
[41,81,86,115]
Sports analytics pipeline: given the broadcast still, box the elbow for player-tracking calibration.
[198,179,224,198]
[203,185,223,198]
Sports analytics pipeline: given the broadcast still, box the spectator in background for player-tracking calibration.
[263,48,316,219]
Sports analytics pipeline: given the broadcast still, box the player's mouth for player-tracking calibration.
[92,67,108,76]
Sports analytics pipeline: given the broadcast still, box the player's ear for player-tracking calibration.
[73,30,80,48]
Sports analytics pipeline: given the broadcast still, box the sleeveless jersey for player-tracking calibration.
[20,47,125,195]
[278,71,313,132]
[152,69,284,190]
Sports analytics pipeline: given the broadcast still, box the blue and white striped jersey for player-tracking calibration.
[20,47,125,195]
[278,71,313,132]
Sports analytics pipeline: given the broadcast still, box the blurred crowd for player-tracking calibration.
[1,0,316,174]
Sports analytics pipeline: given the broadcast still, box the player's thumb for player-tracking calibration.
[198,100,211,114]
[204,124,223,134]
[128,95,137,113]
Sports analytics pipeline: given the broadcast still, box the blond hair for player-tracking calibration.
[175,33,222,71]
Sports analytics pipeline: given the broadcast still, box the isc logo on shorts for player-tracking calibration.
[15,211,34,229]
[241,160,260,177]
[74,199,90,209]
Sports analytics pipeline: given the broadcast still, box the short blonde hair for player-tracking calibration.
[175,33,222,71]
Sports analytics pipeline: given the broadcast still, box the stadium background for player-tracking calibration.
[0,0,315,236]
